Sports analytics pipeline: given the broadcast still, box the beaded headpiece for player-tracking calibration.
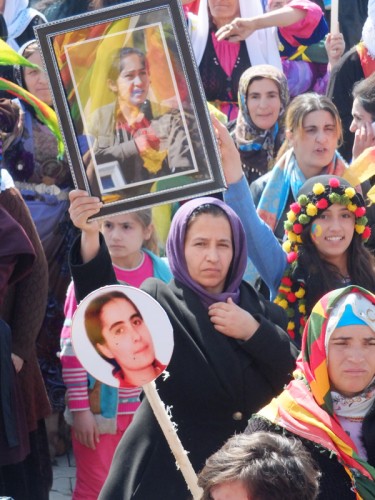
[274,175,372,342]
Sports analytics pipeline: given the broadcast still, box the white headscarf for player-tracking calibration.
[3,0,47,50]
[188,0,282,70]
[362,0,375,58]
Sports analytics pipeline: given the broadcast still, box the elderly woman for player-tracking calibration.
[245,286,375,499]
[188,0,281,121]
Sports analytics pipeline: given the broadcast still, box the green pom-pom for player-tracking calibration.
[297,194,309,206]
[284,221,293,230]
[329,192,341,204]
[286,308,294,318]
[298,214,310,224]
[357,216,368,226]
[340,194,350,206]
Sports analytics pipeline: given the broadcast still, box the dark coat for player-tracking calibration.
[327,46,364,163]
[70,236,297,500]
[0,187,50,432]
[246,408,375,500]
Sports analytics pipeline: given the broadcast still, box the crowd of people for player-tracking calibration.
[2,0,375,499]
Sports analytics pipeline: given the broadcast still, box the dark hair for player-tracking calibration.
[352,73,375,121]
[299,227,375,314]
[107,47,148,82]
[84,290,141,354]
[198,432,320,500]
[187,203,230,229]
[276,93,342,161]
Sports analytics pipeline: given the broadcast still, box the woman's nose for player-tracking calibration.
[349,119,357,133]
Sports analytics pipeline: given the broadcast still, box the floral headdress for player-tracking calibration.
[274,176,372,342]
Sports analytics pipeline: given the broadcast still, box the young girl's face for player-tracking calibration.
[101,213,152,269]
[310,203,355,267]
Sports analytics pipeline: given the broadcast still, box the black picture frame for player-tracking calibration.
[35,0,226,218]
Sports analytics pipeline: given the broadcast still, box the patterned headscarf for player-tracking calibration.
[259,286,375,500]
[274,175,371,342]
[166,197,248,308]
[234,64,289,169]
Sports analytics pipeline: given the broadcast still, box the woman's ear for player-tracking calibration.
[107,79,118,94]
[96,342,114,359]
[285,129,294,147]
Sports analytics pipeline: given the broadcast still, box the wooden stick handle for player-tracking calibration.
[330,0,339,35]
[143,381,203,499]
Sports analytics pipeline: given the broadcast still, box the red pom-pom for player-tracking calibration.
[290,202,301,214]
[329,178,340,188]
[362,226,372,240]
[287,329,295,340]
[316,199,329,210]
[287,292,297,303]
[293,223,303,234]
[355,206,366,217]
[287,251,298,263]
[281,276,293,286]
[300,316,306,327]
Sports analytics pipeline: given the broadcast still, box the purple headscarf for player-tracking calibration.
[166,197,248,308]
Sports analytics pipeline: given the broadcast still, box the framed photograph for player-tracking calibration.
[35,0,226,218]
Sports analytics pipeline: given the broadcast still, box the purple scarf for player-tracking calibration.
[166,197,248,308]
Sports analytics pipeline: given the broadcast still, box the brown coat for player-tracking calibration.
[0,187,51,431]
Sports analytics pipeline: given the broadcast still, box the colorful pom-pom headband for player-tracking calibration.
[283,177,371,263]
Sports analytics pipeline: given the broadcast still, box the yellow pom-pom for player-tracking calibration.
[312,183,325,195]
[287,211,297,222]
[295,288,305,298]
[282,241,292,253]
[347,203,357,212]
[279,299,288,309]
[287,321,295,331]
[306,203,318,217]
[355,224,365,234]
[288,231,297,242]
[345,187,356,198]
[299,304,306,314]
[296,235,302,244]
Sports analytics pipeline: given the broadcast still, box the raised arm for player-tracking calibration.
[216,4,307,43]
[212,115,287,298]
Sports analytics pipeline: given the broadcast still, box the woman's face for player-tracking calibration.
[23,51,53,106]
[96,298,155,374]
[109,53,150,108]
[287,110,339,178]
[328,324,375,397]
[350,97,374,133]
[310,203,355,268]
[184,213,233,294]
[246,78,281,130]
[208,0,240,26]
[101,213,151,269]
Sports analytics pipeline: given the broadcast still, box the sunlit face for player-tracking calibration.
[246,78,281,131]
[350,97,374,133]
[310,204,355,267]
[101,213,151,269]
[184,213,233,294]
[210,480,250,500]
[108,53,150,108]
[23,51,53,106]
[96,298,155,377]
[208,0,240,26]
[288,110,339,178]
[328,325,375,397]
